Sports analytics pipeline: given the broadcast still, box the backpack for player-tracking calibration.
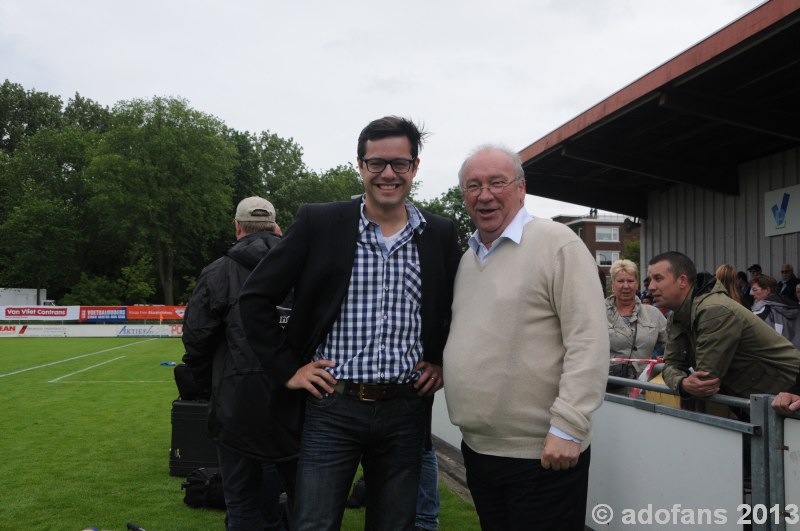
[174,363,210,401]
[181,467,226,509]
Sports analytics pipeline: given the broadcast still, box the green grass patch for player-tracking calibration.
[0,337,479,530]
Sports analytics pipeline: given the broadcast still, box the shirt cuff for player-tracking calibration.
[549,426,582,443]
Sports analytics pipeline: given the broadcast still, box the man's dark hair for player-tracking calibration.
[737,271,748,283]
[649,251,697,284]
[357,116,427,160]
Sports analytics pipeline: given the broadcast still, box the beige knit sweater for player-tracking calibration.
[443,218,609,459]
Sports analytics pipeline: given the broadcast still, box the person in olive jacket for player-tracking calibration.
[647,251,800,400]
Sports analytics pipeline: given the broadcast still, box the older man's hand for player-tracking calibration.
[541,433,581,471]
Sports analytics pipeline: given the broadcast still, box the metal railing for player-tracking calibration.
[602,375,800,531]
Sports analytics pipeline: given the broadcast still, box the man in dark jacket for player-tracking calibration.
[778,263,800,303]
[183,196,296,531]
[239,116,461,531]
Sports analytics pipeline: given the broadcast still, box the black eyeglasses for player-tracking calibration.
[360,158,416,174]
[461,180,518,197]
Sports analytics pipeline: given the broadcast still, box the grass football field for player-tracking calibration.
[0,337,479,531]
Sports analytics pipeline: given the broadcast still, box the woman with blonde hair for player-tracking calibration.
[606,259,668,379]
[715,263,741,303]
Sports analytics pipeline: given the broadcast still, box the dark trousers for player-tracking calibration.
[462,441,591,531]
[217,444,295,531]
[292,391,426,531]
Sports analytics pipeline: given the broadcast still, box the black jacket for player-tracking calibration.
[239,199,461,387]
[182,231,300,462]
[238,200,461,452]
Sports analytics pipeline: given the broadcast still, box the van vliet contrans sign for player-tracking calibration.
[765,184,800,237]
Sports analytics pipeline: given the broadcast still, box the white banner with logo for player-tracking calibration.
[765,184,800,237]
[0,324,183,338]
[0,306,81,321]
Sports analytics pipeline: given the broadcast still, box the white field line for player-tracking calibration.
[48,355,126,383]
[0,338,156,379]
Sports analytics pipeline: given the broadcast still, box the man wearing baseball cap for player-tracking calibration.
[183,196,294,531]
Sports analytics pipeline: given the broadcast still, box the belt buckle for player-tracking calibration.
[358,384,377,402]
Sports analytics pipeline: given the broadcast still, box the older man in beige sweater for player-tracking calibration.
[443,145,609,531]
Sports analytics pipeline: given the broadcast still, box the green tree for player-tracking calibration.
[0,80,64,155]
[59,273,123,306]
[418,186,473,251]
[622,239,641,270]
[227,129,264,201]
[0,123,101,297]
[269,164,362,228]
[258,130,307,194]
[0,198,82,294]
[118,255,156,304]
[87,97,237,305]
[63,93,112,132]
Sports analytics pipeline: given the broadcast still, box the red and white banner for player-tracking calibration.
[0,305,187,321]
[125,306,186,320]
[0,306,81,321]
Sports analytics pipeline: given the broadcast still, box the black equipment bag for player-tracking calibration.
[169,400,218,476]
[174,363,209,401]
[182,467,226,509]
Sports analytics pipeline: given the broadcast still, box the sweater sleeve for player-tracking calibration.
[548,238,610,441]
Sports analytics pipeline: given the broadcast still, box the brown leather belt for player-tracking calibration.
[333,381,419,402]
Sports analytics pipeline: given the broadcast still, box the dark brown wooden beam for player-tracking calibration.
[659,88,800,142]
[560,143,738,196]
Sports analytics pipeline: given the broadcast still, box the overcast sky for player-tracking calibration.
[1,0,764,218]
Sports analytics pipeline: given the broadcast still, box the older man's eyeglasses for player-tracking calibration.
[461,180,517,197]
[360,158,415,174]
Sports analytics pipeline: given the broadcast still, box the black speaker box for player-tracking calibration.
[169,400,218,476]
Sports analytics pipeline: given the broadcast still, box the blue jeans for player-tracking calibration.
[216,444,286,531]
[415,445,440,530]
[292,391,426,531]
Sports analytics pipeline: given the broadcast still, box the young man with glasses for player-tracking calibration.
[444,145,609,530]
[239,116,460,531]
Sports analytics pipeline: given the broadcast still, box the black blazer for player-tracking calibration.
[239,199,462,387]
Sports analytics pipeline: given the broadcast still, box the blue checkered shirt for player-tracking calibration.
[315,198,425,383]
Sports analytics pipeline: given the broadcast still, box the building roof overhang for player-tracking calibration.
[520,0,800,219]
